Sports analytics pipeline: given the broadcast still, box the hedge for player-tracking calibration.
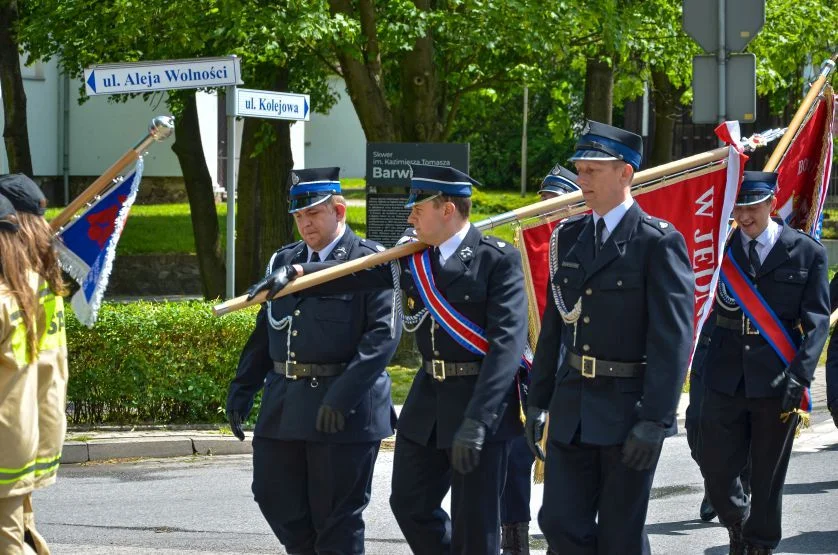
[66,300,420,426]
[67,301,259,426]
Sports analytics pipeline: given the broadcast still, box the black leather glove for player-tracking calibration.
[315,404,346,434]
[227,410,245,441]
[622,420,666,471]
[451,418,486,475]
[246,265,299,301]
[779,373,805,413]
[525,406,548,461]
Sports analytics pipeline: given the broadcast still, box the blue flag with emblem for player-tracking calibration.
[54,159,144,327]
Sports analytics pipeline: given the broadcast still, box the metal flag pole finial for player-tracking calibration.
[51,115,175,231]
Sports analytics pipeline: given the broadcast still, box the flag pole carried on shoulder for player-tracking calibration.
[49,115,175,231]
[213,146,732,316]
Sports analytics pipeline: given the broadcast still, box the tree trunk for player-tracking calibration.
[583,56,613,124]
[648,70,679,167]
[235,67,295,293]
[398,0,440,142]
[329,0,397,142]
[170,92,226,299]
[0,0,33,175]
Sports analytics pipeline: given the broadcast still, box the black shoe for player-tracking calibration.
[727,521,745,555]
[700,495,717,522]
[501,522,530,555]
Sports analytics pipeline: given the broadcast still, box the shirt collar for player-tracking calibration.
[438,222,472,264]
[308,225,346,262]
[740,218,780,249]
[592,197,634,233]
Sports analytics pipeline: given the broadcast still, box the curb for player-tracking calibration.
[61,435,253,464]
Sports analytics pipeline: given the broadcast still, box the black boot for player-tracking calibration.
[745,544,772,555]
[500,522,530,555]
[700,494,717,521]
[727,521,745,555]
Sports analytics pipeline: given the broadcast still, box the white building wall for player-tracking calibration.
[305,77,365,178]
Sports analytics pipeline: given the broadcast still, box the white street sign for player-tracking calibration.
[234,88,310,121]
[84,56,242,96]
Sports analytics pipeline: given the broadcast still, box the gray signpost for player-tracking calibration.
[683,0,764,124]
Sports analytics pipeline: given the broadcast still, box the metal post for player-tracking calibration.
[717,0,726,131]
[225,85,237,299]
[520,85,529,197]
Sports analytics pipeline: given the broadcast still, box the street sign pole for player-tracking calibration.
[717,0,726,141]
[225,83,237,300]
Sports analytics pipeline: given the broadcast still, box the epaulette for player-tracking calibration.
[359,237,386,253]
[789,226,821,246]
[557,213,587,231]
[276,239,304,254]
[641,214,675,235]
[481,235,514,252]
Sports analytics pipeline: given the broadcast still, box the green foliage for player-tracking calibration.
[66,301,260,425]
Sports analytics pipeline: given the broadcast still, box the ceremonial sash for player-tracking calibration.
[408,249,532,371]
[719,248,811,412]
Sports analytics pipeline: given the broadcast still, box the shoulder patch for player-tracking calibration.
[641,215,675,235]
[358,237,386,254]
[481,235,514,253]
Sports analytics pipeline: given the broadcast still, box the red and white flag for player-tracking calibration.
[517,139,744,356]
[774,86,835,239]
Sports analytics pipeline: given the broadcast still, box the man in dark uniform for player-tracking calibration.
[699,172,830,555]
[226,167,401,555]
[255,164,529,554]
[825,276,838,430]
[501,163,580,555]
[524,121,695,554]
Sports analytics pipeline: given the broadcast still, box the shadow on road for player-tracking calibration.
[646,518,718,537]
[784,479,838,496]
[776,530,838,554]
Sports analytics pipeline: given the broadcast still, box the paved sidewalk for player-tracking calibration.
[60,365,833,465]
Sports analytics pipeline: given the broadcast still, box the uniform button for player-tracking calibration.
[617,280,623,287]
[582,344,590,352]
[583,316,590,324]
[434,323,440,330]
[292,330,298,336]
[433,350,440,356]
[464,294,470,301]
[290,352,296,358]
[293,309,301,316]
[563,278,569,284]
[585,288,593,296]
[744,345,751,351]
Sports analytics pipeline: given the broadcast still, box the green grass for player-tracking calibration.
[389,365,417,405]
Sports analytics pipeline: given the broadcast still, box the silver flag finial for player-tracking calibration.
[149,115,175,142]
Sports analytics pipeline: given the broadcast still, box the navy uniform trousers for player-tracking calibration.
[501,435,534,524]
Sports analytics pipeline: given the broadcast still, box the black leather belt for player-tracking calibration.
[716,313,760,335]
[423,360,481,381]
[566,351,645,379]
[273,361,347,379]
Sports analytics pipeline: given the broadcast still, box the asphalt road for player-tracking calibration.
[33,417,838,554]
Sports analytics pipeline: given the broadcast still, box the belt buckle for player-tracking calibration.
[431,360,446,382]
[743,316,760,335]
[581,355,596,378]
[285,360,298,380]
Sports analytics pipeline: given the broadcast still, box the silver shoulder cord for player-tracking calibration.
[262,251,297,363]
[390,259,429,334]
[716,280,740,311]
[549,224,582,324]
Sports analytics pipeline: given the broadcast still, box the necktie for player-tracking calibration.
[748,239,760,277]
[595,218,607,256]
[310,251,321,263]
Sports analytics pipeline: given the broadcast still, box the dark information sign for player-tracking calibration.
[365,142,469,247]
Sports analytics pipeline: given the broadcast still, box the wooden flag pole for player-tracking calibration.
[49,116,175,232]
[213,147,730,316]
[763,54,837,172]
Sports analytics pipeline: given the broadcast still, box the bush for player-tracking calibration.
[67,301,259,426]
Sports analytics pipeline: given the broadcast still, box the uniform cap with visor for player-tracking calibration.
[404,164,481,208]
[736,171,777,206]
[569,120,644,171]
[288,167,341,213]
[539,164,580,196]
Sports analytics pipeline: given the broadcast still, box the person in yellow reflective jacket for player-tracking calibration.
[0,174,69,555]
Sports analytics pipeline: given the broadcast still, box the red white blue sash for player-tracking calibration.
[408,248,532,371]
[719,247,811,412]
